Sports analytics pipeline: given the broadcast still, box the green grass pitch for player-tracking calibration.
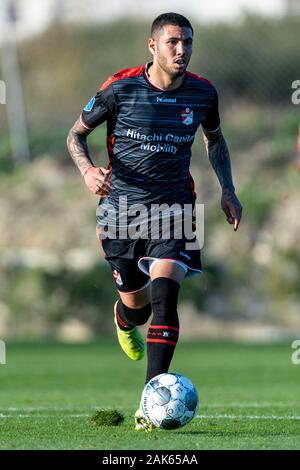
[1,340,300,450]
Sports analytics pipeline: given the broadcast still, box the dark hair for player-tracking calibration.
[151,12,194,37]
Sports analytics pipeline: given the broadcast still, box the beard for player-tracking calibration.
[156,55,188,79]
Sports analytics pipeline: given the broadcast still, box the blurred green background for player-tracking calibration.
[0,8,300,342]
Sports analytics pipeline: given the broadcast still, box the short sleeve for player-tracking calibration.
[201,87,220,132]
[80,84,115,130]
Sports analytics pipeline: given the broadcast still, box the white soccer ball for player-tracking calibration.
[141,373,199,429]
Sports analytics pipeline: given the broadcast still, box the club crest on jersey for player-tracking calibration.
[84,96,95,112]
[113,269,123,286]
[181,107,193,126]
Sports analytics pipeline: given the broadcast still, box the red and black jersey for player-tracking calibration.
[81,62,220,209]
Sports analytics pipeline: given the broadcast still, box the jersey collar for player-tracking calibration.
[143,62,187,92]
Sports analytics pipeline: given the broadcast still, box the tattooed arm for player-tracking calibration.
[67,118,111,196]
[202,126,242,231]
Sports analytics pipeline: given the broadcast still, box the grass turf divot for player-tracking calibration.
[90,409,124,427]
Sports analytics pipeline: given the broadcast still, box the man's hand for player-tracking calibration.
[83,166,111,196]
[221,188,243,231]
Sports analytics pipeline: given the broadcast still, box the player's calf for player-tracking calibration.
[115,299,152,330]
[114,300,151,361]
[146,277,180,382]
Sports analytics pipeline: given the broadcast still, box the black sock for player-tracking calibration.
[115,300,152,331]
[146,277,180,383]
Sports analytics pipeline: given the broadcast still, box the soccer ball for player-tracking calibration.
[141,372,199,429]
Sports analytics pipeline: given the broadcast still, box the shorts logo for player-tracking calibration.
[181,107,193,126]
[113,269,123,286]
[84,96,95,112]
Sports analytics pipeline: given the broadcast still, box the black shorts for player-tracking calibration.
[100,234,202,293]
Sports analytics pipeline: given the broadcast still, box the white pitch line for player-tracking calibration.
[196,414,300,420]
[0,403,297,412]
[0,405,127,412]
[0,413,91,418]
[203,403,297,408]
[1,413,300,421]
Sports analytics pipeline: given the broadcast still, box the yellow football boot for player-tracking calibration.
[134,407,155,432]
[114,301,145,361]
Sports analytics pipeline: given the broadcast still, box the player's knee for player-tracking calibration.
[151,277,180,324]
[120,286,150,309]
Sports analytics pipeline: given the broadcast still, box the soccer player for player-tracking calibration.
[67,12,242,431]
